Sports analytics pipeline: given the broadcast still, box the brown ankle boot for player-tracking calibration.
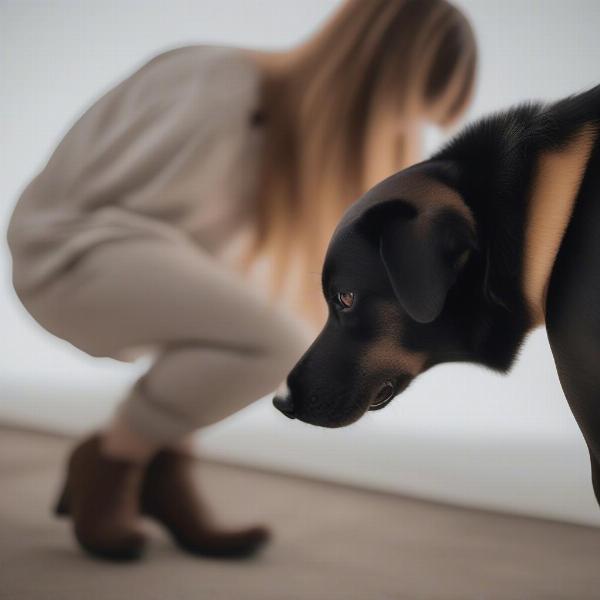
[54,434,147,561]
[141,449,270,558]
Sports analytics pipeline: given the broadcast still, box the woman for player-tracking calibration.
[7,0,476,561]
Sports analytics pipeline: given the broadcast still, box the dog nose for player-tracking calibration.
[273,388,295,419]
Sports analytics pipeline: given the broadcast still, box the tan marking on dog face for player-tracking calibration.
[361,304,426,376]
[362,336,426,377]
[524,124,598,326]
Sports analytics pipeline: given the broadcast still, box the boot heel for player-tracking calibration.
[54,481,70,517]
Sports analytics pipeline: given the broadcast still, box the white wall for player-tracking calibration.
[2,0,600,525]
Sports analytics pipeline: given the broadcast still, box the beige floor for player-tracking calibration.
[2,427,600,600]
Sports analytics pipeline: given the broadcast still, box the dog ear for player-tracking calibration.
[379,205,476,323]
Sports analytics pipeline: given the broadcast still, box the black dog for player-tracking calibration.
[274,85,600,503]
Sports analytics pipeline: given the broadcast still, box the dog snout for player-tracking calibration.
[273,382,295,419]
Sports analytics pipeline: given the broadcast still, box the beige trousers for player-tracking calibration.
[17,232,311,443]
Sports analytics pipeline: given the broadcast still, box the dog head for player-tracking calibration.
[274,162,482,427]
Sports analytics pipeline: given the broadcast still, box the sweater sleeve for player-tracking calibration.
[7,46,263,293]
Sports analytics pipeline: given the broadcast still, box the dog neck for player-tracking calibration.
[523,124,597,327]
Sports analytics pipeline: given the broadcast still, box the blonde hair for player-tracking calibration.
[245,0,476,327]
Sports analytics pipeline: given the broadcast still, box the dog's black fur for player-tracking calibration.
[275,85,600,503]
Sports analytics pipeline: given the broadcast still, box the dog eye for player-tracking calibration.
[336,291,355,310]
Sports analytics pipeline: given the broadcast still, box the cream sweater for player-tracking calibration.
[7,45,264,295]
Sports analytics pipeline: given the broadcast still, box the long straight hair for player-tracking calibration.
[244,0,477,327]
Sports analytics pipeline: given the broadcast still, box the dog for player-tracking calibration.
[274,85,600,503]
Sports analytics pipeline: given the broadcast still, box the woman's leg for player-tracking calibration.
[24,234,311,446]
[21,233,311,559]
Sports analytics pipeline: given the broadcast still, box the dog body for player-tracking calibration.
[274,85,600,504]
